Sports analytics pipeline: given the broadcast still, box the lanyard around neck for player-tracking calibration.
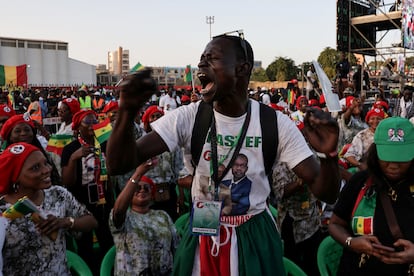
[210,101,251,201]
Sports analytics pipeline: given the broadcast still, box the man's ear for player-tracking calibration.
[236,62,252,77]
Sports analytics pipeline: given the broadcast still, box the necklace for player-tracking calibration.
[388,186,397,201]
[383,178,405,202]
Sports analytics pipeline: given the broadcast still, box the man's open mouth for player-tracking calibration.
[197,73,214,95]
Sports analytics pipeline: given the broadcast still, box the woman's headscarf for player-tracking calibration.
[61,98,81,115]
[141,106,164,125]
[0,104,16,118]
[72,110,97,130]
[365,108,385,123]
[0,114,34,141]
[0,143,39,194]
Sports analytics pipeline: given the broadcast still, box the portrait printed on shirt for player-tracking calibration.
[221,153,252,215]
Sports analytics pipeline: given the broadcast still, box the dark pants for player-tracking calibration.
[77,203,113,276]
[281,214,326,276]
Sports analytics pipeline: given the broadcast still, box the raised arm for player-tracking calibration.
[293,108,341,204]
[112,162,153,228]
[107,70,167,175]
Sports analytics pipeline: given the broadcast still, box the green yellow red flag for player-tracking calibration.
[0,64,27,87]
[93,118,112,143]
[46,134,73,156]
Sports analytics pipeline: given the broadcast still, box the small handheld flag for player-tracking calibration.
[93,118,112,144]
[46,134,73,156]
[184,65,192,83]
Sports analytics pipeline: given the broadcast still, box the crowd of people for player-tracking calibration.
[0,35,413,276]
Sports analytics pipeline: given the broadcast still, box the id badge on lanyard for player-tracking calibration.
[191,199,222,236]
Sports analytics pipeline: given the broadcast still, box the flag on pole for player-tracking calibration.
[46,134,73,156]
[0,64,27,87]
[93,118,112,143]
[184,65,192,82]
[130,62,144,73]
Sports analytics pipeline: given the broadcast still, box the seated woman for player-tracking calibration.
[61,109,114,274]
[338,96,368,151]
[0,114,61,185]
[344,108,385,171]
[109,163,179,275]
[141,105,183,221]
[329,117,414,276]
[0,142,97,275]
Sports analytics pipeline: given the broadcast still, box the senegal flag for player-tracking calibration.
[46,134,73,156]
[93,118,112,143]
[0,64,27,87]
[130,62,144,73]
[3,196,39,220]
[184,65,192,82]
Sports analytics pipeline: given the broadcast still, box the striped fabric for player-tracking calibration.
[0,64,27,86]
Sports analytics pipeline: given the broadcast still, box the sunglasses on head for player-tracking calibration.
[213,30,248,63]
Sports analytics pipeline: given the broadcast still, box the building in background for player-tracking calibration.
[108,47,129,77]
[0,36,96,87]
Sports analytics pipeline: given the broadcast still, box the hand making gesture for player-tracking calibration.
[303,107,339,155]
[118,68,158,112]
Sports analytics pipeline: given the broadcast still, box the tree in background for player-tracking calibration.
[251,68,269,82]
[317,47,340,80]
[266,57,297,81]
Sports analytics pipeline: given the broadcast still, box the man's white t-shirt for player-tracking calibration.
[158,94,181,114]
[151,99,313,215]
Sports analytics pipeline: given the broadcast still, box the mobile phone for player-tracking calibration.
[88,183,99,204]
[372,243,395,252]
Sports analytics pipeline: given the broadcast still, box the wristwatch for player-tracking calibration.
[68,217,75,229]
[345,236,353,247]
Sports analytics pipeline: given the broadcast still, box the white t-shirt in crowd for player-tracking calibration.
[152,99,313,216]
[158,94,181,114]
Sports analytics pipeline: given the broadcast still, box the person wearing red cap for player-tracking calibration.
[0,142,97,275]
[141,105,164,133]
[139,105,183,221]
[180,94,191,105]
[61,109,114,274]
[0,114,62,185]
[343,108,385,171]
[102,101,119,124]
[0,104,16,134]
[290,96,308,129]
[338,96,368,151]
[109,162,179,275]
[373,100,389,116]
[56,98,80,135]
